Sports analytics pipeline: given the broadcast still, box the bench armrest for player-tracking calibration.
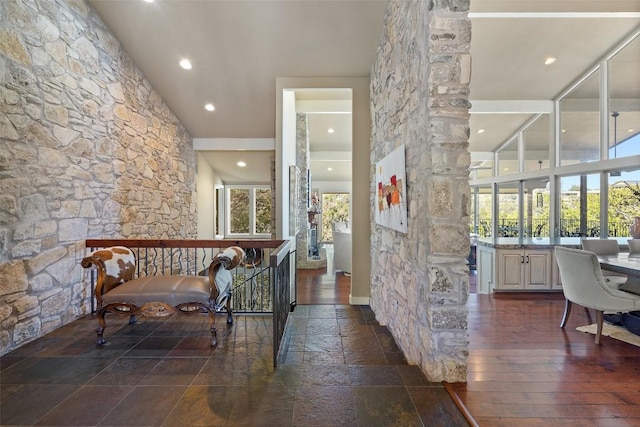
[207,247,245,303]
[81,246,136,307]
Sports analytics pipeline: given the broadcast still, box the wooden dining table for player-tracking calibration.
[598,253,640,295]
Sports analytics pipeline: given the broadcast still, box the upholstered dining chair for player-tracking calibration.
[581,239,627,281]
[628,239,640,254]
[555,246,640,344]
[582,238,620,255]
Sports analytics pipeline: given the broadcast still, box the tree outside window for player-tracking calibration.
[255,188,271,234]
[321,193,350,242]
[227,186,271,237]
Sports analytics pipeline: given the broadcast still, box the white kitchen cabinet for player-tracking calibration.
[495,249,551,290]
[476,245,495,294]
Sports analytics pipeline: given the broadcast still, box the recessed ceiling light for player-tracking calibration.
[504,167,509,171]
[143,0,154,3]
[237,161,246,167]
[477,129,485,134]
[327,128,335,134]
[204,103,215,112]
[327,167,333,171]
[562,129,567,133]
[544,57,556,65]
[629,129,635,133]
[179,59,192,70]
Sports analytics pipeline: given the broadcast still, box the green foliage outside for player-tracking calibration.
[472,183,640,237]
[229,188,271,235]
[255,189,271,234]
[321,193,350,242]
[230,189,250,233]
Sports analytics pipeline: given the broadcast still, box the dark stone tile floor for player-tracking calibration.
[0,305,468,426]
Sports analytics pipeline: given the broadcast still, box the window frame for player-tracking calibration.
[225,184,272,238]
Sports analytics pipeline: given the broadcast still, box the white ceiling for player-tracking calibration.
[88,0,640,184]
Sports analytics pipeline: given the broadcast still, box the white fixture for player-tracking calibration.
[179,59,192,70]
[205,103,215,111]
[237,161,246,167]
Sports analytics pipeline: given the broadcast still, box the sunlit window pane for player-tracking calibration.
[608,35,640,160]
[608,170,640,237]
[230,188,250,234]
[560,70,601,165]
[255,188,271,234]
[497,182,519,237]
[524,179,549,237]
[559,174,600,237]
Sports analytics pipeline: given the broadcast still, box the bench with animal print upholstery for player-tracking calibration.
[81,246,245,346]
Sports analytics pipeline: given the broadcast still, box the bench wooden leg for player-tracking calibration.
[225,298,233,325]
[96,309,107,346]
[208,309,218,347]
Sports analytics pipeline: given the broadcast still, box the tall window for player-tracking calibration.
[471,185,493,237]
[559,174,600,237]
[524,179,549,237]
[496,182,519,236]
[523,115,551,172]
[608,170,640,237]
[321,193,350,242]
[497,138,518,176]
[226,185,271,237]
[608,35,640,160]
[559,70,601,165]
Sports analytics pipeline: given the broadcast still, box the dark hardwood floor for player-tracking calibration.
[298,256,640,426]
[296,244,351,305]
[455,292,640,426]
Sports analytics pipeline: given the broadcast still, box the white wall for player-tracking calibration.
[314,181,350,194]
[278,90,298,239]
[196,153,222,239]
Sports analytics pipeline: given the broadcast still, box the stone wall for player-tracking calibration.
[295,113,326,269]
[369,0,471,382]
[0,0,197,355]
[295,114,310,265]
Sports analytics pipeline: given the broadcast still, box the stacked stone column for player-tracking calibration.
[369,0,471,382]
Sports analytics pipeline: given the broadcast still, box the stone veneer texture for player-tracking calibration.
[369,0,471,382]
[295,113,311,267]
[0,0,197,355]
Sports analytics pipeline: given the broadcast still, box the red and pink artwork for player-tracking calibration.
[375,145,407,233]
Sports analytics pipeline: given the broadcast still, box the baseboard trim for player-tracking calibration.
[349,295,370,305]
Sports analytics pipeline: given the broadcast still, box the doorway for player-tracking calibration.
[320,192,350,243]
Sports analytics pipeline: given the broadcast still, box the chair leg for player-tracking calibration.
[560,299,572,328]
[595,310,604,345]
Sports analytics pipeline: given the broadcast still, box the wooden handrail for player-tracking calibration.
[85,239,285,249]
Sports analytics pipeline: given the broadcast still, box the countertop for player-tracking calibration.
[475,237,632,250]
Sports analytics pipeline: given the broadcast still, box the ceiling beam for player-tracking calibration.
[469,12,640,19]
[470,100,554,114]
[193,138,275,151]
[295,100,352,114]
[311,151,352,161]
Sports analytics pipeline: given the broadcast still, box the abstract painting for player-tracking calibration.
[375,145,408,233]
